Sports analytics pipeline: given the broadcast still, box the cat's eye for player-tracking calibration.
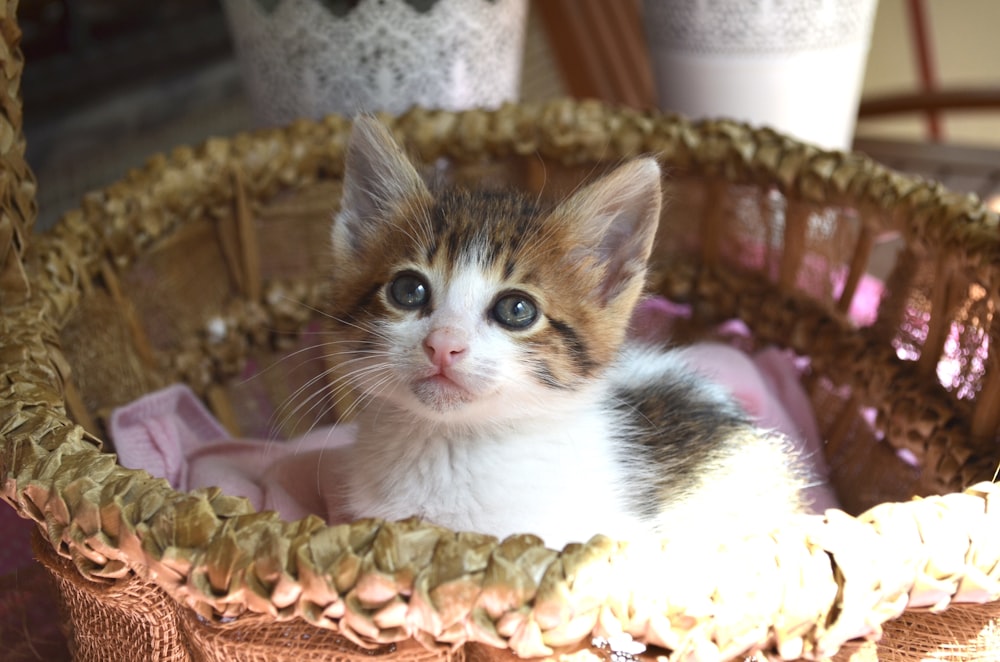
[388,272,430,309]
[492,293,538,329]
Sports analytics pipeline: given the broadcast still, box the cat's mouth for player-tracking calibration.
[411,371,476,411]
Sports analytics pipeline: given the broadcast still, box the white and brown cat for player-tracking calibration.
[326,117,807,549]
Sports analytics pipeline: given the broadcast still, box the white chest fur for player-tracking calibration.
[344,401,644,549]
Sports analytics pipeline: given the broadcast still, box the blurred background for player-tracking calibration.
[16,0,1000,230]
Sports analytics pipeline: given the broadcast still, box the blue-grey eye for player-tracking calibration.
[492,293,538,329]
[389,273,429,309]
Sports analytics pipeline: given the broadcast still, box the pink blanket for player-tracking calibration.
[110,297,842,525]
[111,390,356,523]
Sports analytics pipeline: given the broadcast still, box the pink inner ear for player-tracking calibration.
[601,227,653,300]
[571,161,662,305]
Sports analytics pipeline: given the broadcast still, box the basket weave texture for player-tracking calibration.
[3,4,1000,661]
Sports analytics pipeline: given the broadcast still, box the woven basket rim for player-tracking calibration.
[27,102,1000,305]
[3,100,1000,660]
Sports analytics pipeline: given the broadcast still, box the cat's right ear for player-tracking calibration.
[334,116,428,253]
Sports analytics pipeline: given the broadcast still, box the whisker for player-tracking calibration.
[271,361,392,437]
[241,340,387,387]
[335,372,399,424]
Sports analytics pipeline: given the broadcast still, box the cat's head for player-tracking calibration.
[329,117,662,423]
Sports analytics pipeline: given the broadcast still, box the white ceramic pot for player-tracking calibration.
[642,0,879,150]
[222,0,529,125]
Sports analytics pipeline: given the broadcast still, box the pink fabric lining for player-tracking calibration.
[112,387,355,523]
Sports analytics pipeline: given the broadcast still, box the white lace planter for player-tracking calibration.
[222,0,529,125]
[642,0,879,151]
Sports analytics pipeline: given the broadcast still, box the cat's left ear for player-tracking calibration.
[334,116,429,254]
[555,158,662,305]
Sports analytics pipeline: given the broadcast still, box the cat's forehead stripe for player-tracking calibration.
[503,258,516,281]
[423,189,545,270]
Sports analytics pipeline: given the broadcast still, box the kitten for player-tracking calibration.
[327,117,807,550]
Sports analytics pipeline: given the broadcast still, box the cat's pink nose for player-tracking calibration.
[423,328,468,369]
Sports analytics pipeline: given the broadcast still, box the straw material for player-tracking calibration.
[3,6,1000,660]
[0,0,36,304]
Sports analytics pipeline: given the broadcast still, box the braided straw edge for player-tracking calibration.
[0,1,38,304]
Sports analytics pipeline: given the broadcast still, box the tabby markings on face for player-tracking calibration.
[331,189,630,419]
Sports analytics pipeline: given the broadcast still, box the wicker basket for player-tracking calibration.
[3,5,1000,662]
